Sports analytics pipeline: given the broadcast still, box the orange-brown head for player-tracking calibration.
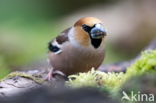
[74,17,102,27]
[73,17,107,48]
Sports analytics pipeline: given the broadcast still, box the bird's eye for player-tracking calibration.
[82,24,92,33]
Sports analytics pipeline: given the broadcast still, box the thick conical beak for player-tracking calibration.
[90,24,107,39]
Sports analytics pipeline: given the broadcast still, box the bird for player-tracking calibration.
[47,17,107,80]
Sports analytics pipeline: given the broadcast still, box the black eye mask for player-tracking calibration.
[82,24,93,33]
[82,24,102,49]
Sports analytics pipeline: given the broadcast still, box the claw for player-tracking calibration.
[53,70,66,77]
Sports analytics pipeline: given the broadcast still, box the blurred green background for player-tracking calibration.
[0,0,156,78]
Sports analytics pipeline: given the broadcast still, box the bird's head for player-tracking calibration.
[73,17,107,48]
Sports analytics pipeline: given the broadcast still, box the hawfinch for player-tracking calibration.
[47,17,107,79]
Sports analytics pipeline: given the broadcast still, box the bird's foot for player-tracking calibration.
[45,69,66,81]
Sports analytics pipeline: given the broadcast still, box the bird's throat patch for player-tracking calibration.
[91,38,102,48]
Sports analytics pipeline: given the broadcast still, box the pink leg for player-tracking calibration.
[45,68,54,81]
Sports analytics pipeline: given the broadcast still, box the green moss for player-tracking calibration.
[126,50,156,78]
[66,68,125,91]
[1,71,44,84]
[66,50,156,91]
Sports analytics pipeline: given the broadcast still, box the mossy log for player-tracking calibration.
[0,70,66,97]
[0,40,155,97]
